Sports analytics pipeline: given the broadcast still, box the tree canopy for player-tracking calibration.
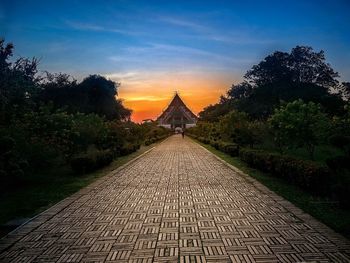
[245,46,339,88]
[0,40,131,123]
[199,45,346,121]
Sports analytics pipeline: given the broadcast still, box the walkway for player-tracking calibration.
[0,135,349,262]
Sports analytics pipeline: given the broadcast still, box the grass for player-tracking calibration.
[0,143,155,237]
[193,138,350,239]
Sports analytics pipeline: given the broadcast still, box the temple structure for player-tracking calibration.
[157,92,198,130]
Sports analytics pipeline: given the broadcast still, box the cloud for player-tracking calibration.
[113,43,256,71]
[105,71,139,80]
[120,42,236,63]
[64,20,142,36]
[157,16,208,32]
[156,15,273,45]
[126,95,169,102]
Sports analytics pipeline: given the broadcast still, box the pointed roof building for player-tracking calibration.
[157,92,197,130]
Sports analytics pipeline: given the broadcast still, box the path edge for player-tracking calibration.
[195,140,350,252]
[0,142,160,253]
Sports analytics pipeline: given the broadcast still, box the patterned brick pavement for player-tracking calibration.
[0,135,349,262]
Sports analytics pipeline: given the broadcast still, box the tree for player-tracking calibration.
[227,81,253,100]
[227,46,342,118]
[339,82,350,101]
[289,46,339,88]
[39,74,132,121]
[0,39,13,71]
[245,46,339,88]
[245,51,291,86]
[219,110,262,147]
[198,101,234,122]
[0,40,40,124]
[329,103,350,155]
[269,99,330,159]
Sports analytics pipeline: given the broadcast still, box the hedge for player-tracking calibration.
[144,134,169,146]
[239,148,331,195]
[0,136,28,186]
[119,143,141,156]
[70,149,114,174]
[189,132,349,207]
[187,134,239,157]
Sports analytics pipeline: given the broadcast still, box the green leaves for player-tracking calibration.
[269,99,330,158]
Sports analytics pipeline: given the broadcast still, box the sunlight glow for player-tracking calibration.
[115,71,237,122]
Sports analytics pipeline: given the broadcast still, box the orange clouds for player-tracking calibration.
[111,71,238,123]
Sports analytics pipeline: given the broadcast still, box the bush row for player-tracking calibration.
[119,143,141,156]
[70,149,114,174]
[189,132,349,206]
[188,134,239,157]
[0,137,29,187]
[239,148,331,195]
[70,141,142,174]
[144,134,169,146]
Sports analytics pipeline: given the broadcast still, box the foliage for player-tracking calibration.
[339,82,350,101]
[269,100,329,159]
[200,45,345,121]
[245,46,339,88]
[219,111,265,147]
[0,40,40,124]
[70,148,114,174]
[0,136,27,187]
[227,81,253,100]
[239,148,331,195]
[198,100,235,121]
[39,73,132,121]
[329,104,350,155]
[0,39,155,182]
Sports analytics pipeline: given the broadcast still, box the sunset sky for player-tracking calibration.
[1,0,350,122]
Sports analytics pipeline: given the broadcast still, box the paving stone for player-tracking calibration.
[0,135,349,262]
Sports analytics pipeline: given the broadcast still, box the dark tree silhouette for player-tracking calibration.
[245,46,339,88]
[199,45,344,120]
[1,39,131,123]
[244,51,291,86]
[0,40,40,123]
[40,74,132,121]
[227,81,253,100]
[289,46,339,88]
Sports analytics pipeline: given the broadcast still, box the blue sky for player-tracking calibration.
[1,0,350,120]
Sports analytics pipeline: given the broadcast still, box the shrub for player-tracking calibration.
[269,100,330,159]
[239,148,331,194]
[0,136,26,186]
[0,136,15,153]
[70,149,113,174]
[332,171,350,209]
[329,134,350,155]
[221,142,239,157]
[210,140,219,149]
[144,133,169,146]
[326,156,350,170]
[120,143,137,156]
[70,155,95,174]
[326,156,350,209]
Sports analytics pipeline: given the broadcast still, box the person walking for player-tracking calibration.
[182,130,185,139]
